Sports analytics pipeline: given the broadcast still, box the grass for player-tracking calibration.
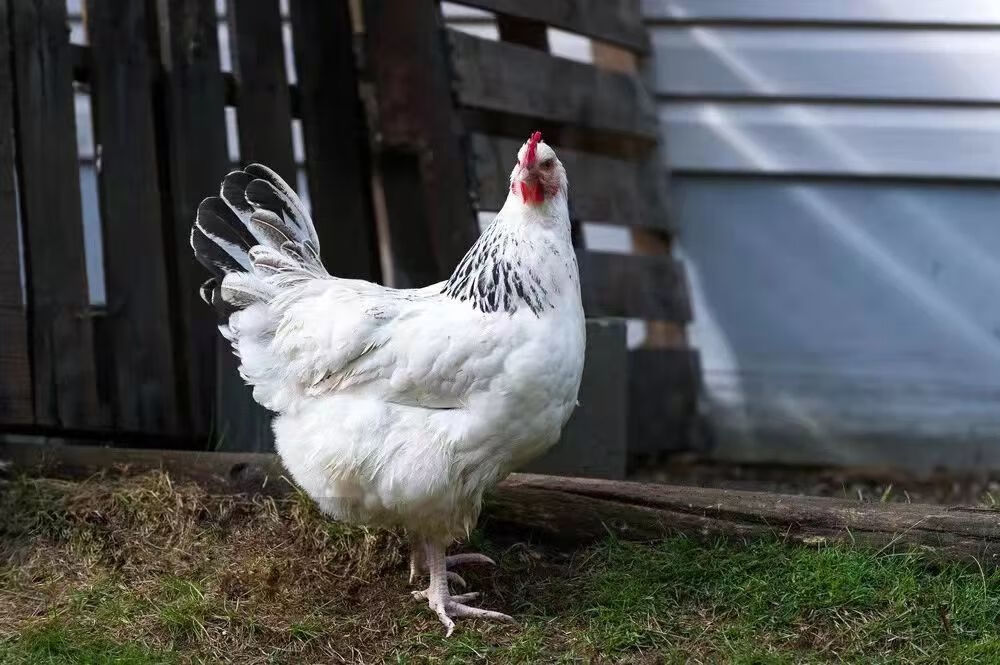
[2,472,1000,663]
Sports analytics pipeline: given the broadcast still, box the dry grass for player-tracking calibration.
[2,471,1000,664]
[0,471,412,663]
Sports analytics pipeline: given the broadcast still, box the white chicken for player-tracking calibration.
[191,132,585,633]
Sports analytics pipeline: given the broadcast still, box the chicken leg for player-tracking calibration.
[408,538,495,590]
[413,541,513,636]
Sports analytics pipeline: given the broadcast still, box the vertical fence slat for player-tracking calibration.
[0,0,33,425]
[375,151,442,289]
[628,349,701,458]
[9,0,101,428]
[227,0,296,181]
[156,0,229,440]
[289,0,379,281]
[86,0,179,433]
[222,0,298,451]
[363,0,480,280]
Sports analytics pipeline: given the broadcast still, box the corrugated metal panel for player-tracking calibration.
[663,104,1000,179]
[642,0,1000,25]
[647,2,1000,468]
[650,28,1000,102]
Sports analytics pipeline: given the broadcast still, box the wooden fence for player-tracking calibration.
[0,0,699,473]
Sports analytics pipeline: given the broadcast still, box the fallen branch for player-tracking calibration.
[4,440,1000,564]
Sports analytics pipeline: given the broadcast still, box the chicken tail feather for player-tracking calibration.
[191,164,332,413]
[190,163,328,317]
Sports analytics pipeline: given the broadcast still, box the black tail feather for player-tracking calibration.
[191,163,325,312]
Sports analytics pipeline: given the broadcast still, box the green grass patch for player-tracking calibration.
[570,538,1000,662]
[4,473,1000,664]
[156,578,215,641]
[0,624,178,665]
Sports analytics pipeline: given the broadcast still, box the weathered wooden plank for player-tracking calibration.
[226,0,296,182]
[0,438,289,496]
[631,228,688,350]
[627,349,700,456]
[471,133,670,229]
[220,0,298,451]
[289,0,379,281]
[527,319,627,479]
[215,347,275,453]
[374,151,442,289]
[0,0,32,425]
[87,0,180,434]
[362,0,481,280]
[156,0,230,438]
[7,441,1000,566]
[9,0,101,428]
[448,29,659,140]
[459,0,649,53]
[488,474,1000,564]
[577,251,691,321]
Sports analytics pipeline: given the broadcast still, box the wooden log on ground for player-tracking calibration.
[3,442,999,564]
[487,475,1000,565]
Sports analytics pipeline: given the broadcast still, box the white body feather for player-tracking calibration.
[197,141,584,543]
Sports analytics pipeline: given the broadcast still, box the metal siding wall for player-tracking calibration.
[645,2,1000,469]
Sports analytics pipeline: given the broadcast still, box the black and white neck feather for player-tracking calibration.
[443,138,575,318]
[442,215,558,316]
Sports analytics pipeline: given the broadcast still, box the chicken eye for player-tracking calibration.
[540,159,555,170]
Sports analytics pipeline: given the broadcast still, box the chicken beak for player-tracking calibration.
[517,169,545,204]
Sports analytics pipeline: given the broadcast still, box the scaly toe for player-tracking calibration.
[430,601,457,637]
[449,591,480,603]
[446,553,496,567]
[447,571,467,588]
[426,595,513,636]
[446,601,514,623]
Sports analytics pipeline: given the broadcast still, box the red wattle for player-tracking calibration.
[520,181,544,204]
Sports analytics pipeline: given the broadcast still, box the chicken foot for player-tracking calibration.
[412,541,513,636]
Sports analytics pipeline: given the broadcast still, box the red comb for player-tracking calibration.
[522,131,543,167]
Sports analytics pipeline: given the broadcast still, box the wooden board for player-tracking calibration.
[155,0,231,439]
[0,438,289,496]
[470,133,670,229]
[577,251,691,322]
[0,0,33,425]
[526,319,627,479]
[374,151,442,289]
[489,474,1000,564]
[220,0,298,451]
[289,0,380,281]
[87,0,180,434]
[459,0,649,53]
[362,0,481,278]
[226,0,296,182]
[627,349,700,456]
[9,0,101,429]
[6,441,1000,565]
[448,29,659,141]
